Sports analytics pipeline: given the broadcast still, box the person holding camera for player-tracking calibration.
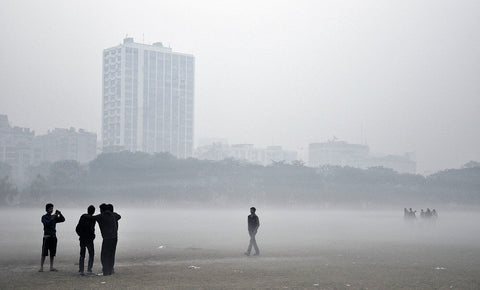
[39,203,65,272]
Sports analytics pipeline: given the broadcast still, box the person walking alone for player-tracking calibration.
[244,207,260,256]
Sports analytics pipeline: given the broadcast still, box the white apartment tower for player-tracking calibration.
[102,37,195,158]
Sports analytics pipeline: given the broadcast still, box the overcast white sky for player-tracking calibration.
[0,0,479,174]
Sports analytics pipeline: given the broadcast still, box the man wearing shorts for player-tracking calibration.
[40,203,65,272]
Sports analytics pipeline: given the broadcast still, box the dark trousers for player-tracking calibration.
[247,232,260,254]
[79,238,94,273]
[101,238,117,275]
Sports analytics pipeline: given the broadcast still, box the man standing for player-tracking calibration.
[92,203,121,276]
[40,203,65,272]
[76,205,96,275]
[244,207,260,256]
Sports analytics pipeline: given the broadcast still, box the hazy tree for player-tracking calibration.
[49,160,83,185]
[27,174,48,204]
[0,176,18,206]
[0,162,12,179]
[12,152,480,206]
[25,162,51,183]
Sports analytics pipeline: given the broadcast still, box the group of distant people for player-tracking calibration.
[40,203,121,276]
[39,203,260,276]
[404,207,438,221]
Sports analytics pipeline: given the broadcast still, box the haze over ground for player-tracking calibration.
[1,0,479,174]
[1,208,480,288]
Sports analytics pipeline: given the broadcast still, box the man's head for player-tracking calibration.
[250,207,256,214]
[45,203,54,213]
[87,205,95,215]
[99,203,107,213]
[107,204,114,212]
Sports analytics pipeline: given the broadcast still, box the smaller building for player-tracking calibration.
[195,142,297,166]
[309,141,369,168]
[34,128,97,164]
[308,139,416,174]
[0,115,35,180]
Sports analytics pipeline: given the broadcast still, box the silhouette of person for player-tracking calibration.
[404,208,408,219]
[90,203,121,276]
[244,207,260,256]
[39,203,65,272]
[76,205,96,275]
[108,204,119,274]
[409,208,416,219]
[426,208,432,218]
[420,209,425,218]
[432,209,438,218]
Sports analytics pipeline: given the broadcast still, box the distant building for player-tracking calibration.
[102,37,195,158]
[364,153,416,174]
[34,128,97,164]
[308,140,416,173]
[195,142,230,161]
[195,143,298,165]
[0,115,97,180]
[264,146,297,165]
[197,138,228,148]
[309,141,369,168]
[0,115,35,180]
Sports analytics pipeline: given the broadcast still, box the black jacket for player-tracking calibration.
[92,211,121,239]
[42,213,65,236]
[76,214,96,240]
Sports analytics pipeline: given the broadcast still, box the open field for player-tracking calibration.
[1,208,479,289]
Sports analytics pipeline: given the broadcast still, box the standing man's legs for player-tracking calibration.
[101,239,107,275]
[79,239,86,274]
[49,237,58,270]
[86,239,95,273]
[40,236,57,271]
[40,256,46,272]
[40,237,47,271]
[49,256,55,271]
[102,238,115,275]
[111,238,118,274]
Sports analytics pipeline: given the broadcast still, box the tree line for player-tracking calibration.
[1,152,479,207]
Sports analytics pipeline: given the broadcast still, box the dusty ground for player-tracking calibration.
[1,208,479,289]
[1,244,480,289]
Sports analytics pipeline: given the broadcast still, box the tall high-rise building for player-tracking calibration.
[102,37,195,158]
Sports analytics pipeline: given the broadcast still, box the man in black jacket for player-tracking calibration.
[76,205,96,275]
[91,203,121,276]
[244,207,260,256]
